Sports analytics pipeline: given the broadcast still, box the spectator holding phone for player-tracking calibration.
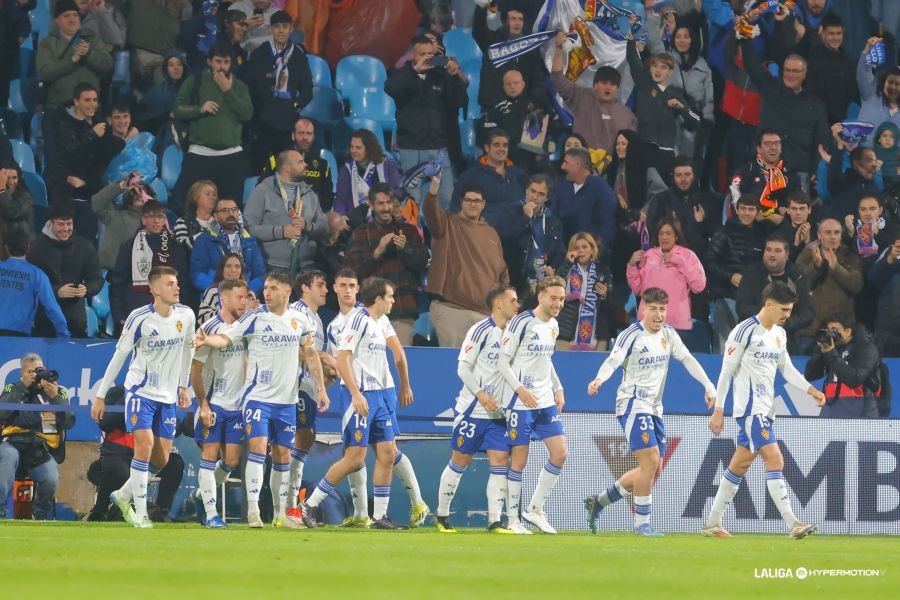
[343,183,428,346]
[232,0,279,53]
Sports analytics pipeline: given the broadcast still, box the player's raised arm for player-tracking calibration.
[777,348,826,406]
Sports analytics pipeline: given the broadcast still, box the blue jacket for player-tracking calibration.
[550,176,617,248]
[0,258,71,337]
[450,160,527,240]
[189,226,266,294]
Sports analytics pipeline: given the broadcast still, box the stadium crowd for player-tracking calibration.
[1,0,900,357]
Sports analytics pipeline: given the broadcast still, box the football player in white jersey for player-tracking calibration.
[702,282,825,539]
[584,288,717,536]
[194,271,330,528]
[190,279,248,528]
[327,269,428,528]
[92,266,195,528]
[283,269,338,525]
[300,277,406,529]
[434,286,520,534]
[497,276,567,535]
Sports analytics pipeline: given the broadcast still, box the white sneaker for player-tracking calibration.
[790,522,817,539]
[522,510,557,534]
[281,515,307,529]
[247,512,264,528]
[507,520,533,535]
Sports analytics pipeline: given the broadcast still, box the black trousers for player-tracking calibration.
[87,452,185,517]
[171,150,248,216]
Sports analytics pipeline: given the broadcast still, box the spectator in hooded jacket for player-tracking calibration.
[28,201,104,337]
[244,10,313,172]
[135,49,188,135]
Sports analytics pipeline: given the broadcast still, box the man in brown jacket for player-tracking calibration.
[425,175,509,347]
[795,218,863,352]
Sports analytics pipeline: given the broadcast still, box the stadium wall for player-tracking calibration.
[2,339,895,442]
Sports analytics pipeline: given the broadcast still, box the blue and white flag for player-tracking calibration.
[488,31,558,68]
[838,122,876,146]
[865,41,886,67]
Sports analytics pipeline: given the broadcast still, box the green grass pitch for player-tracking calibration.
[0,522,893,598]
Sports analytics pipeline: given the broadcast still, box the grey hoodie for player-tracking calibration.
[243,175,328,270]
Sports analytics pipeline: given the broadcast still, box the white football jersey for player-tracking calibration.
[601,323,714,417]
[223,305,314,405]
[194,314,247,411]
[455,317,506,420]
[327,302,396,356]
[290,300,326,398]
[501,310,559,410]
[336,307,394,391]
[718,316,811,419]
[98,304,195,404]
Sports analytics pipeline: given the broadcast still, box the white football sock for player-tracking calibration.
[634,494,651,527]
[707,468,742,527]
[270,461,290,520]
[766,470,799,529]
[487,466,507,524]
[373,485,390,520]
[348,466,368,518]
[393,451,423,505]
[129,459,150,520]
[245,453,266,516]
[288,449,308,510]
[198,459,218,519]
[436,461,466,517]
[507,469,523,522]
[528,461,562,513]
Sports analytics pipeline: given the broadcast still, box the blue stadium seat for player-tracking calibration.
[335,55,387,95]
[29,111,44,172]
[8,78,39,115]
[160,145,183,190]
[0,107,23,140]
[346,87,396,133]
[86,302,99,338]
[466,72,481,118]
[150,178,168,204]
[299,86,345,129]
[459,117,477,161]
[30,0,51,40]
[92,279,111,321]
[10,139,35,172]
[331,116,385,164]
[32,204,48,232]
[443,28,482,64]
[112,50,131,83]
[319,148,339,193]
[243,176,258,204]
[17,37,35,79]
[307,54,333,88]
[23,171,47,206]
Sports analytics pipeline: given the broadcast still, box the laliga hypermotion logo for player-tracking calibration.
[594,434,681,507]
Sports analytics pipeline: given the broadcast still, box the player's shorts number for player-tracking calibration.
[756,415,771,428]
[457,420,477,438]
[209,410,217,427]
[244,408,262,423]
[507,412,519,428]
[638,416,655,431]
[129,397,141,413]
[353,414,366,429]
[298,397,306,413]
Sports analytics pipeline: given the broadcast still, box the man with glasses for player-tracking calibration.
[730,130,799,227]
[739,40,830,189]
[189,197,267,295]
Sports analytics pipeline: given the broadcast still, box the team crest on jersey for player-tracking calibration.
[354,429,363,443]
[457,436,464,447]
[291,319,298,330]
[131,414,138,426]
[510,429,518,441]
[660,338,667,350]
[761,428,770,440]
[776,338,782,348]
[176,321,183,333]
[641,431,650,444]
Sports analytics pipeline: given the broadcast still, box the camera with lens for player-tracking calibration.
[815,329,841,346]
[32,367,59,387]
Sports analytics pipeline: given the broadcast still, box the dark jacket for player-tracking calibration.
[385,61,468,150]
[110,230,188,325]
[28,223,104,338]
[0,380,73,466]
[97,386,133,459]
[866,250,900,340]
[472,5,547,110]
[731,157,799,216]
[512,204,567,285]
[740,38,830,173]
[551,176,618,249]
[805,332,880,419]
[626,40,700,151]
[804,40,859,126]
[645,186,721,258]
[705,217,768,299]
[342,218,428,321]
[735,262,814,346]
[795,242,863,336]
[189,225,267,294]
[245,41,313,132]
[136,49,188,129]
[776,217,818,262]
[43,107,105,203]
[825,147,881,220]
[451,160,527,240]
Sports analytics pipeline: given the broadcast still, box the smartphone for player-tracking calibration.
[428,55,450,68]
[253,8,264,15]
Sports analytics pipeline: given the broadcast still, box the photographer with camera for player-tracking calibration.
[804,317,881,418]
[0,353,74,519]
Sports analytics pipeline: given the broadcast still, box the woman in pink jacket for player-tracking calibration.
[626,217,706,334]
